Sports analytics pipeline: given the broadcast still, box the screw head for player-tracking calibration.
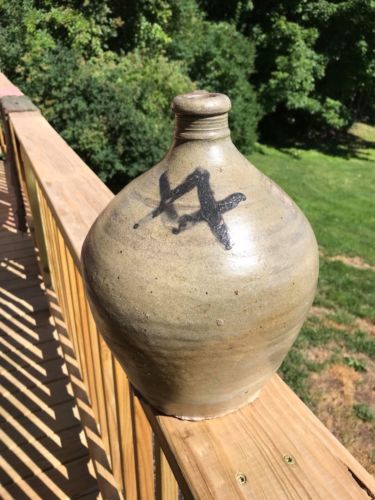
[236,472,247,485]
[283,454,296,465]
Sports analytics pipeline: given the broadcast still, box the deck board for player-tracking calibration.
[0,160,100,499]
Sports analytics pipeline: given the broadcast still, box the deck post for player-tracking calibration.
[0,88,51,283]
[0,91,37,232]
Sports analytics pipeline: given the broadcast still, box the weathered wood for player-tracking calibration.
[44,286,123,500]
[74,267,100,431]
[18,142,50,280]
[0,159,99,499]
[97,339,124,492]
[9,111,113,269]
[130,389,155,500]
[114,359,138,499]
[0,97,27,232]
[154,436,179,500]
[148,375,375,499]
[6,78,375,500]
[86,310,113,468]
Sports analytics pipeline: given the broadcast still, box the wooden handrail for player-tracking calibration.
[1,72,374,499]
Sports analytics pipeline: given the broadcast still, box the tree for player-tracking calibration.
[198,0,375,141]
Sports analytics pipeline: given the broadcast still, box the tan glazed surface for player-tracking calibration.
[82,92,319,420]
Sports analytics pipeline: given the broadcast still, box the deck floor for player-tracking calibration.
[0,158,100,499]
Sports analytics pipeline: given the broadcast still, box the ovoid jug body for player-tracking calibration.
[82,92,319,420]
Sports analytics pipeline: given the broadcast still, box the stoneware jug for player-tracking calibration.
[81,91,319,420]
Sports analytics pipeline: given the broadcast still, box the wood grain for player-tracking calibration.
[114,359,138,499]
[149,375,375,499]
[0,158,99,499]
[154,436,179,500]
[9,111,113,270]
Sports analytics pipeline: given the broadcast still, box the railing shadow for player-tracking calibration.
[0,159,119,498]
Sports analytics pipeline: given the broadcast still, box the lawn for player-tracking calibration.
[249,124,375,473]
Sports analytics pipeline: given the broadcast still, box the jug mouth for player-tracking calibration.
[172,91,231,140]
[172,91,231,116]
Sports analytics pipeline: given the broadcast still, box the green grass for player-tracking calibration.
[250,142,375,264]
[249,125,375,413]
[353,404,375,424]
[343,356,367,372]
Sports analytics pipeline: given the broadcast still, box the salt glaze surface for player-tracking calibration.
[82,91,319,420]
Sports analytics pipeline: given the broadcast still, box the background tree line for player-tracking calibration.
[1,0,374,191]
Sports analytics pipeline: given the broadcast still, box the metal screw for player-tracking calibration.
[236,472,247,485]
[283,454,296,465]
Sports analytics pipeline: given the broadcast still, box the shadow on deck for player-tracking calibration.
[0,159,103,499]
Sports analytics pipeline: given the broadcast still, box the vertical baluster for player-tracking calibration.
[4,118,26,232]
[97,336,123,490]
[0,123,6,152]
[154,437,179,500]
[38,190,71,326]
[64,250,98,412]
[18,148,50,280]
[114,360,138,499]
[74,268,100,420]
[131,389,155,499]
[51,217,86,380]
[37,188,57,290]
[86,309,112,465]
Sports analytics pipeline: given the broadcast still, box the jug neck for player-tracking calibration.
[174,113,230,141]
[172,91,231,141]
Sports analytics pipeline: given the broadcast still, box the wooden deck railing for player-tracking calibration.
[1,72,374,499]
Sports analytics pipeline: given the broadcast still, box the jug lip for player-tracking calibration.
[172,91,231,116]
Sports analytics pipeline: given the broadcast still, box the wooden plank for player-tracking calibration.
[155,436,179,500]
[146,375,375,499]
[62,243,92,397]
[9,111,113,269]
[0,336,61,366]
[73,267,100,427]
[97,336,124,491]
[18,144,50,279]
[114,359,138,499]
[0,320,58,347]
[0,398,82,452]
[44,283,122,500]
[0,73,18,89]
[1,455,98,500]
[1,376,73,414]
[0,354,66,390]
[0,156,100,496]
[0,91,28,233]
[86,309,112,474]
[49,212,84,376]
[1,425,89,485]
[131,389,155,500]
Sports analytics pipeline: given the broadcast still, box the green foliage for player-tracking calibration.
[1,0,374,182]
[111,0,259,153]
[0,0,116,81]
[353,404,375,423]
[34,50,192,187]
[343,356,367,372]
[0,1,193,187]
[0,0,259,184]
[257,17,324,114]
[199,0,375,141]
[170,16,259,153]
